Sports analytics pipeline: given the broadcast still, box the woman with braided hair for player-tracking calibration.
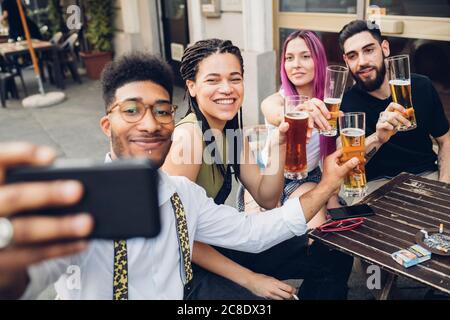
[163,39,295,300]
[162,38,353,300]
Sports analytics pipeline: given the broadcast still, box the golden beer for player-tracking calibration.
[389,79,417,131]
[322,98,341,136]
[321,65,348,137]
[285,111,309,179]
[340,128,367,197]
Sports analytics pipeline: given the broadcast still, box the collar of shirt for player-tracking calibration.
[104,153,176,206]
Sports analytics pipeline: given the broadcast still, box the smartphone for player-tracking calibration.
[6,159,160,240]
[327,204,375,221]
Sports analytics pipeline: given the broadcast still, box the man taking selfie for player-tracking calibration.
[0,52,360,300]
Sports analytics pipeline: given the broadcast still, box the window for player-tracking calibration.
[280,0,357,14]
[370,0,450,18]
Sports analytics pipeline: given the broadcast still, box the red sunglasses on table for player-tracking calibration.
[317,217,366,233]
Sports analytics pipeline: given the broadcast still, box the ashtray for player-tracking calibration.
[415,228,450,256]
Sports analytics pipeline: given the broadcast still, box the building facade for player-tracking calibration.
[114,0,450,124]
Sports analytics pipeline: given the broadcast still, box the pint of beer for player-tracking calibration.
[339,112,367,197]
[321,65,348,137]
[386,55,417,131]
[324,97,342,134]
[284,96,309,180]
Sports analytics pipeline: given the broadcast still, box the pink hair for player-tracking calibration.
[280,30,327,99]
[280,30,335,160]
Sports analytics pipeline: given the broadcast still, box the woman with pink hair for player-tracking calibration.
[241,30,342,227]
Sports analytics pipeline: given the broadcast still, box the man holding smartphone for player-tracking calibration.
[0,52,360,300]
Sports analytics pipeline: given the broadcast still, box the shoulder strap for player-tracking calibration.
[213,165,233,205]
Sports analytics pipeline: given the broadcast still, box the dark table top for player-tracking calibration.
[0,40,53,57]
[310,173,450,294]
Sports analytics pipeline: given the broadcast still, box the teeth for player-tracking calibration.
[215,99,234,105]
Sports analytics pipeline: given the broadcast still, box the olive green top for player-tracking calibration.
[175,113,228,199]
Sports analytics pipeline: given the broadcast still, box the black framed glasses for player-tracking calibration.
[108,99,178,124]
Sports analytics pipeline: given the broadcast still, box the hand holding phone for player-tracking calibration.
[0,143,94,299]
[6,158,161,240]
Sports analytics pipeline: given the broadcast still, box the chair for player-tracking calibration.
[46,33,82,85]
[0,72,18,108]
[0,56,27,98]
[39,32,64,83]
[61,33,82,83]
[50,32,63,46]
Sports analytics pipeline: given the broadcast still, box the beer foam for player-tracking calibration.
[341,128,365,137]
[389,79,410,86]
[285,111,309,120]
[324,98,342,104]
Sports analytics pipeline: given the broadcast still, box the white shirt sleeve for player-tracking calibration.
[20,254,78,300]
[188,182,308,253]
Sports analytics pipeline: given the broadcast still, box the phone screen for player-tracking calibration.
[327,204,375,221]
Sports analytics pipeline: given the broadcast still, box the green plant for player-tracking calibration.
[46,0,66,35]
[85,0,114,52]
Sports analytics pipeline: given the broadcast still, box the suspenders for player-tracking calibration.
[113,193,193,300]
[170,193,193,297]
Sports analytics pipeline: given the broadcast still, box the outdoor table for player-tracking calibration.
[0,40,64,89]
[309,173,450,299]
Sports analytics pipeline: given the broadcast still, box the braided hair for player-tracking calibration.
[180,39,243,180]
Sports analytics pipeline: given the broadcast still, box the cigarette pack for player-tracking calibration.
[391,244,431,268]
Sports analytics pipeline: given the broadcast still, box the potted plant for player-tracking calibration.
[47,0,67,35]
[80,0,114,80]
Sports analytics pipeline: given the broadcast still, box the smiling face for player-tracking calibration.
[186,53,244,126]
[342,31,390,92]
[100,81,174,168]
[284,37,315,90]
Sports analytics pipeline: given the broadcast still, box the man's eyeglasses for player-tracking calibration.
[317,217,365,233]
[107,99,178,124]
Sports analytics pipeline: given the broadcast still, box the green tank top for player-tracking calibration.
[175,113,228,199]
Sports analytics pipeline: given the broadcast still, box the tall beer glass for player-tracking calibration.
[284,95,309,180]
[339,112,367,197]
[321,65,348,137]
[386,54,417,131]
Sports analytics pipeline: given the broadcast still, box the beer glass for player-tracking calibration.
[386,54,417,131]
[339,112,367,197]
[321,65,348,137]
[284,95,310,180]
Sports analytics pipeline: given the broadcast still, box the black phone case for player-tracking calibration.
[6,159,160,240]
[327,205,375,221]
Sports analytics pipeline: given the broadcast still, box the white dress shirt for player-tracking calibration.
[21,155,307,300]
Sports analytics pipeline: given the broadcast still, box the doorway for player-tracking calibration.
[160,0,190,86]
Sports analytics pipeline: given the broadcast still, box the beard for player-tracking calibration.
[351,56,386,92]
